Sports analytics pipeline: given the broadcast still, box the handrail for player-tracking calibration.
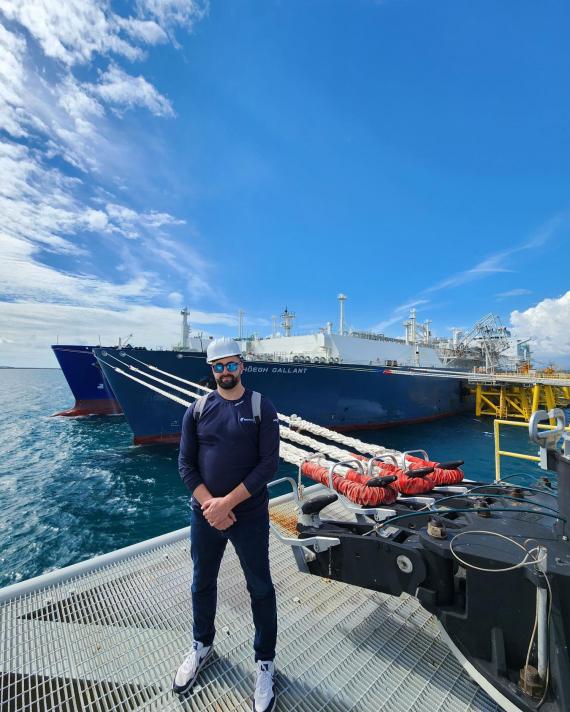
[493,418,570,481]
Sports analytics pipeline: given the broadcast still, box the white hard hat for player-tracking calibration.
[206,337,242,364]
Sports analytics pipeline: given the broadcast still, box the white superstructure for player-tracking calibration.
[242,331,444,367]
[175,299,527,372]
[237,300,523,371]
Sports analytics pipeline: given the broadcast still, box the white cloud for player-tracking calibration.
[0,0,206,66]
[0,4,187,170]
[0,0,144,65]
[510,291,570,366]
[83,208,109,231]
[424,217,568,297]
[0,1,216,369]
[495,288,532,300]
[0,233,157,306]
[137,0,207,32]
[423,252,513,295]
[0,139,184,252]
[0,23,29,137]
[394,298,430,312]
[117,16,168,45]
[371,216,569,336]
[102,202,185,240]
[369,299,430,333]
[0,301,235,367]
[0,140,91,254]
[369,315,404,333]
[0,137,203,310]
[0,3,213,307]
[92,64,174,116]
[0,32,119,172]
[168,291,184,305]
[56,74,105,127]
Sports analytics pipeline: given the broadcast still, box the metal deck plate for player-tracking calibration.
[0,504,500,711]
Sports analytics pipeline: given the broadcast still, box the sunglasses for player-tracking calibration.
[212,361,240,373]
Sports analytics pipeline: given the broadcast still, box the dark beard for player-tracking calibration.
[217,374,239,390]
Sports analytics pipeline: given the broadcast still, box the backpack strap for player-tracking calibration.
[194,391,262,424]
[251,391,262,425]
[193,393,210,421]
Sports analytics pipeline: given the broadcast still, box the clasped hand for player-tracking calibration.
[202,497,236,530]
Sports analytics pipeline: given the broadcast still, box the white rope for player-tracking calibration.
[105,355,204,400]
[280,426,377,468]
[123,352,211,392]
[103,353,404,463]
[105,364,192,408]
[101,358,356,476]
[279,440,322,468]
[281,414,399,459]
[279,440,356,477]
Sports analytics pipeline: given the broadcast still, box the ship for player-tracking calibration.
[51,309,201,416]
[95,346,469,444]
[92,301,519,445]
[51,344,122,416]
[52,298,521,442]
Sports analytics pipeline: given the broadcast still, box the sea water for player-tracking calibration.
[0,368,549,588]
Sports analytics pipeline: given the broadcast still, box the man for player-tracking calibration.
[174,337,280,712]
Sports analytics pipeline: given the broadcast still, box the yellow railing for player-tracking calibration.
[494,419,570,481]
[475,383,569,420]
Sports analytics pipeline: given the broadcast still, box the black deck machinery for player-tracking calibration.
[283,409,570,712]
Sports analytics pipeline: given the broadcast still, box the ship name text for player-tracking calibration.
[244,366,308,375]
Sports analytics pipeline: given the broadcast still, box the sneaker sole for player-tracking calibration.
[252,692,276,712]
[172,647,213,695]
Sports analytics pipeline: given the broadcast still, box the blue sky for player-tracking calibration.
[1,0,569,366]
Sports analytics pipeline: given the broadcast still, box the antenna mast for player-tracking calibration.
[337,293,347,336]
[180,307,190,350]
[281,307,295,337]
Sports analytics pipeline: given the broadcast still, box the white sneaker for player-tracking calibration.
[253,660,276,712]
[172,641,213,694]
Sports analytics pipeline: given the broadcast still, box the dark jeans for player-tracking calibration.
[190,507,277,661]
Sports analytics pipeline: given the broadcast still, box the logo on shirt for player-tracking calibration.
[234,400,244,406]
[240,417,256,423]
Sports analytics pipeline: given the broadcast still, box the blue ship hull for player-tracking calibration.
[94,348,469,444]
[51,345,122,416]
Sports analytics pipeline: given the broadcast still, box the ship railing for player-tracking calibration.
[243,352,342,364]
[493,415,570,482]
[347,331,408,345]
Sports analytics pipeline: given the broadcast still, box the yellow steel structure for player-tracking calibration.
[475,380,570,421]
[493,418,570,481]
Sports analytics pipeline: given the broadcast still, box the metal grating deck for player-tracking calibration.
[0,498,501,711]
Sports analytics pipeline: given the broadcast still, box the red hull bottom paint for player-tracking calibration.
[132,410,462,446]
[134,433,181,445]
[53,399,123,417]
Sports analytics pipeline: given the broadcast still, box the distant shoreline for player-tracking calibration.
[0,367,60,370]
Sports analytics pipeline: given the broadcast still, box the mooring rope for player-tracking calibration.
[110,352,401,459]
[123,352,212,393]
[279,425,393,469]
[100,357,366,474]
[104,353,205,400]
[101,362,192,408]
[98,355,467,507]
[280,414,398,459]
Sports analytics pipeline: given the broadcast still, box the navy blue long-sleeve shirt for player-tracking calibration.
[178,389,281,516]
